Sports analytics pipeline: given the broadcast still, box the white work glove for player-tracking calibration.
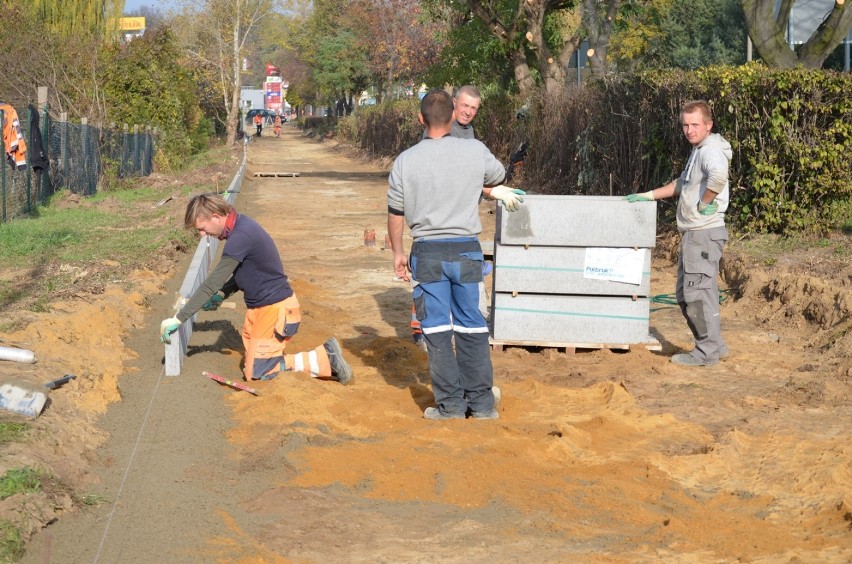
[490,185,526,212]
[160,317,182,344]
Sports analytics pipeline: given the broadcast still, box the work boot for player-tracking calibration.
[423,407,465,420]
[324,337,353,385]
[719,345,730,360]
[671,353,718,367]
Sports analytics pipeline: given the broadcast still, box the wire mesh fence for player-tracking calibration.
[1,105,156,223]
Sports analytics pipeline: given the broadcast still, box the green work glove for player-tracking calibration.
[160,317,182,344]
[490,185,526,212]
[625,191,654,203]
[202,293,224,311]
[698,201,718,215]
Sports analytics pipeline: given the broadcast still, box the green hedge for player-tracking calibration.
[338,98,422,156]
[523,65,852,234]
[338,66,851,234]
[101,28,205,170]
[337,94,526,164]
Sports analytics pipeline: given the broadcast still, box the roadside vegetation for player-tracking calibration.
[0,468,46,562]
[0,145,235,313]
[0,466,103,562]
[0,423,28,445]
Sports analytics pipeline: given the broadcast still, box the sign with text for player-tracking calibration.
[583,248,645,285]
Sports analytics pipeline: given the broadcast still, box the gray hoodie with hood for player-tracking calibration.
[675,133,732,233]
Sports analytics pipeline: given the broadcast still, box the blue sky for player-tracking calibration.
[123,0,158,14]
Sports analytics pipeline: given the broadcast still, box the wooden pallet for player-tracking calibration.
[489,337,661,354]
[253,172,300,177]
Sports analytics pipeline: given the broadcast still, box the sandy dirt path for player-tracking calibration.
[21,125,852,562]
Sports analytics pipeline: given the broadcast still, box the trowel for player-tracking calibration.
[0,374,77,418]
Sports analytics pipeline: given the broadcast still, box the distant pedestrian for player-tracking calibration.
[253,113,263,137]
[273,114,282,138]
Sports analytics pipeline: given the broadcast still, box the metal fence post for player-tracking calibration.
[60,112,69,192]
[144,125,152,175]
[81,117,91,195]
[39,89,51,203]
[121,123,129,177]
[133,124,140,174]
[25,106,32,214]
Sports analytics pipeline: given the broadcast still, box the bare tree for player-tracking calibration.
[742,0,851,68]
[173,0,275,145]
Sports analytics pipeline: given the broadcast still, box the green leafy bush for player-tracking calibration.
[101,27,206,170]
[522,65,852,234]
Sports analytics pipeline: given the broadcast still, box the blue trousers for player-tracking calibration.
[411,237,494,415]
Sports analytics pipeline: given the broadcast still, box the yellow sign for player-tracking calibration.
[118,17,146,31]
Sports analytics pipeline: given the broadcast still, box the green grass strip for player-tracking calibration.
[0,422,29,444]
[0,467,42,500]
[0,520,24,562]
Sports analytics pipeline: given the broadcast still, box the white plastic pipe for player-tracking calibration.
[0,346,36,364]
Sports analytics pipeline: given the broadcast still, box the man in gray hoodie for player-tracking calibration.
[626,100,732,366]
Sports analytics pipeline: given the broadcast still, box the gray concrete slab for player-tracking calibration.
[491,293,651,344]
[497,195,657,248]
[493,244,651,296]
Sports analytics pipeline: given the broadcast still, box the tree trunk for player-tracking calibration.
[376,76,384,104]
[511,50,536,97]
[742,0,850,68]
[583,0,621,76]
[799,4,852,68]
[226,14,241,146]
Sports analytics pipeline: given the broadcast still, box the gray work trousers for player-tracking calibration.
[676,226,728,362]
[425,331,494,415]
[411,238,495,416]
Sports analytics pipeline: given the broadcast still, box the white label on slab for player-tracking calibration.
[583,248,645,285]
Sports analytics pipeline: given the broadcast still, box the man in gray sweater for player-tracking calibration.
[627,100,732,366]
[420,85,481,141]
[388,90,524,419]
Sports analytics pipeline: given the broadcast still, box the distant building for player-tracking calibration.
[240,88,265,112]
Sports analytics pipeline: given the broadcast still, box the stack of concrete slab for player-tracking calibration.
[489,195,659,349]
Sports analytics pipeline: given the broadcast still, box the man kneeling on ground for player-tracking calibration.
[160,193,353,384]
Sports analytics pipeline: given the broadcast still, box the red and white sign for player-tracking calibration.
[265,81,282,112]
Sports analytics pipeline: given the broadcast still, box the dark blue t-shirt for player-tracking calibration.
[223,214,292,307]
